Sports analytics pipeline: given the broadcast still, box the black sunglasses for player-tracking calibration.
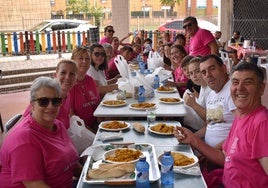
[93,52,106,57]
[33,97,62,107]
[183,22,193,29]
[107,29,115,33]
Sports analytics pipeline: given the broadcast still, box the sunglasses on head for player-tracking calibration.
[93,52,106,57]
[107,29,115,33]
[183,22,193,29]
[33,97,62,107]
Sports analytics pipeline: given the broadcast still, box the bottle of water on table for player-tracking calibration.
[136,155,150,188]
[138,85,145,103]
[160,151,174,186]
[153,74,160,89]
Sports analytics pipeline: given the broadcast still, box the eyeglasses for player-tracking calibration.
[33,97,62,107]
[107,29,115,33]
[183,22,193,29]
[93,52,106,57]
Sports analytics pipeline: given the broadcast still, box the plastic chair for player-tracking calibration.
[220,50,232,74]
[4,114,22,132]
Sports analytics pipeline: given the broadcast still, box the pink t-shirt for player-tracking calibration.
[22,94,72,129]
[99,36,110,44]
[0,115,79,188]
[223,106,268,187]
[173,66,188,96]
[189,28,215,56]
[69,75,100,128]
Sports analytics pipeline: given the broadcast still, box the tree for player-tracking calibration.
[159,0,184,16]
[89,6,104,27]
[65,0,88,15]
[65,0,104,27]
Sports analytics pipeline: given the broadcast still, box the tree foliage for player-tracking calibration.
[65,0,104,27]
[159,0,183,7]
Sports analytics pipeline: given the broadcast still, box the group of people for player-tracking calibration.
[0,15,268,188]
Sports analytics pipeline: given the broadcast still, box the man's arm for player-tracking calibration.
[208,40,219,55]
[259,157,268,175]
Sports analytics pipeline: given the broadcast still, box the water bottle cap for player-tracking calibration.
[139,155,146,160]
[164,151,171,155]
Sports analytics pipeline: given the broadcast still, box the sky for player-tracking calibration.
[194,0,220,7]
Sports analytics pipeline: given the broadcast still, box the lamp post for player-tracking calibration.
[142,0,145,29]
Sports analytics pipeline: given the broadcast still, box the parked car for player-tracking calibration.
[158,19,219,34]
[3,19,97,54]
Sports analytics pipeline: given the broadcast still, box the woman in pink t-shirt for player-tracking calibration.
[70,47,101,133]
[99,25,115,44]
[166,44,188,96]
[0,77,80,188]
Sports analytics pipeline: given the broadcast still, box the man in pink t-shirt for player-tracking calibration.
[174,62,268,187]
[183,16,218,56]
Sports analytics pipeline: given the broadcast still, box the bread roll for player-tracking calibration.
[99,163,135,172]
[87,168,126,179]
[132,122,145,133]
[87,163,135,179]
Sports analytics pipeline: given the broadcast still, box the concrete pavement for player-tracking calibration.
[0,53,71,124]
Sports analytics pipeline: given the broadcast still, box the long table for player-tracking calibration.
[76,121,207,188]
[93,90,187,118]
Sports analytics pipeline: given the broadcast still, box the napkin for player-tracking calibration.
[97,131,123,142]
[173,165,201,176]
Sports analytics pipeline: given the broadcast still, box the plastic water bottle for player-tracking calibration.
[153,75,160,89]
[139,61,146,74]
[160,151,174,186]
[136,155,150,188]
[138,85,145,103]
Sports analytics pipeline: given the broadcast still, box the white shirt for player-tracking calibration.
[87,65,107,86]
[205,80,236,147]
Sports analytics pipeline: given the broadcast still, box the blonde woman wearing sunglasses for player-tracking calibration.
[23,59,78,130]
[0,76,81,188]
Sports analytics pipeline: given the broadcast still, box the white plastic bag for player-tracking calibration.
[147,51,164,70]
[68,115,95,154]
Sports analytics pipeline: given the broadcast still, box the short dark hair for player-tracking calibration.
[200,54,224,66]
[231,61,264,83]
[104,25,114,32]
[175,33,186,41]
[183,16,198,24]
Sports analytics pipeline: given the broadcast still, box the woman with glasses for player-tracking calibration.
[99,25,115,44]
[23,59,78,130]
[87,43,118,98]
[0,76,81,187]
[70,47,100,133]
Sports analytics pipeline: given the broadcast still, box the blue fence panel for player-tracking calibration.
[77,31,81,47]
[13,32,19,54]
[46,32,51,53]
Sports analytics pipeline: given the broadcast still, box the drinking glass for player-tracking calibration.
[146,109,156,127]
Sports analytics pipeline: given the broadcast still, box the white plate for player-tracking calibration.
[148,123,176,135]
[159,98,183,104]
[156,87,177,93]
[101,100,127,107]
[158,151,199,169]
[103,148,142,164]
[99,121,131,131]
[129,103,156,111]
